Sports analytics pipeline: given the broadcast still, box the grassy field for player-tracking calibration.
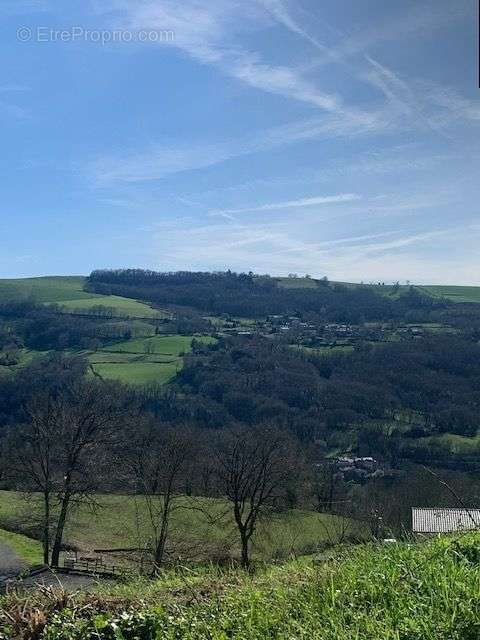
[420,285,480,304]
[0,276,163,317]
[0,491,362,563]
[0,276,92,303]
[61,295,165,318]
[88,335,216,385]
[292,344,355,356]
[0,528,43,566]
[0,335,216,386]
[276,276,319,289]
[2,532,479,639]
[90,360,181,385]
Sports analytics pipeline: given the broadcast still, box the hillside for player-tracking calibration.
[0,276,211,385]
[2,271,480,464]
[0,490,362,566]
[0,276,162,317]
[1,533,479,639]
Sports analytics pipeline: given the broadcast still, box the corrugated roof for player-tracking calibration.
[412,508,480,533]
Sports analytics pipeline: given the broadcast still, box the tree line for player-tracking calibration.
[87,269,454,323]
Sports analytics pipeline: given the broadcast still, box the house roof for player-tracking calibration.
[412,508,480,533]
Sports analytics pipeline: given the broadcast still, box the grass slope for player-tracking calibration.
[0,276,91,303]
[2,533,479,639]
[0,528,43,566]
[421,285,480,304]
[88,335,216,385]
[0,276,161,317]
[0,491,361,563]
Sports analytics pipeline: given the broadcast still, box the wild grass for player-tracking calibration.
[2,533,479,639]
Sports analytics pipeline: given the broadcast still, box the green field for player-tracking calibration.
[0,491,362,564]
[0,528,43,566]
[61,295,165,318]
[292,344,355,356]
[0,276,93,303]
[88,335,216,385]
[420,285,480,304]
[0,276,162,318]
[0,335,216,386]
[276,276,319,289]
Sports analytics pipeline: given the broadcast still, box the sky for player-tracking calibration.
[0,0,479,284]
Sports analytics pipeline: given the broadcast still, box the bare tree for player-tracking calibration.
[7,379,125,567]
[4,393,59,564]
[49,380,125,566]
[214,425,295,569]
[128,421,196,570]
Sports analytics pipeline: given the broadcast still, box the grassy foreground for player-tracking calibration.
[1,533,479,639]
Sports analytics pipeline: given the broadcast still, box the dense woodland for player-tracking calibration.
[87,269,445,322]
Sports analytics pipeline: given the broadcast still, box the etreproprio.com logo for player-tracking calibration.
[17,26,175,45]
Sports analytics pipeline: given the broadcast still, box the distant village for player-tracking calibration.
[213,313,431,351]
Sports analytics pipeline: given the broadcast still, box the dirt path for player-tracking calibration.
[0,539,26,580]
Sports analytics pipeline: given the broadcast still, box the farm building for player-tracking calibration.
[412,507,480,533]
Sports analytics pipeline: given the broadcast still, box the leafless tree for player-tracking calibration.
[5,393,59,564]
[6,380,125,566]
[214,424,295,569]
[127,420,196,570]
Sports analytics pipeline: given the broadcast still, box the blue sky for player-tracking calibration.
[0,0,479,283]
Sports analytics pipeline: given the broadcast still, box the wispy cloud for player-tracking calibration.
[323,0,469,63]
[0,85,31,93]
[262,0,478,134]
[104,0,343,113]
[88,109,393,185]
[146,213,472,284]
[210,193,361,215]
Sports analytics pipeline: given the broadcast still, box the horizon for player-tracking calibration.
[0,1,479,283]
[1,271,480,289]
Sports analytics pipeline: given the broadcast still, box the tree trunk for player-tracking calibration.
[51,491,70,567]
[42,489,50,565]
[153,501,170,571]
[240,532,250,569]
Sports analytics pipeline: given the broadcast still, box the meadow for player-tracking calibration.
[0,491,361,567]
[275,276,319,289]
[87,334,216,385]
[0,334,215,385]
[421,284,480,304]
[0,276,163,318]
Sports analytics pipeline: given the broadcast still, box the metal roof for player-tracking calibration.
[412,508,480,533]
